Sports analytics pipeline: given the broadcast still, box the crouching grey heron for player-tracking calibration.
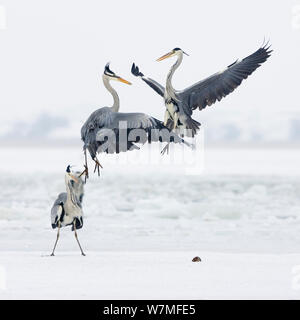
[50,165,86,256]
[131,43,272,137]
[80,63,192,179]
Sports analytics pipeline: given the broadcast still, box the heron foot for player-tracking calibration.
[79,165,89,183]
[93,158,103,176]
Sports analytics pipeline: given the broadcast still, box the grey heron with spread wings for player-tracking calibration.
[80,63,192,179]
[131,44,272,139]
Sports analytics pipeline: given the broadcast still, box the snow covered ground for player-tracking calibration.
[0,145,300,299]
[2,251,300,299]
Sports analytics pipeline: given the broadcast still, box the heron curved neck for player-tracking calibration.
[65,178,79,207]
[102,75,120,112]
[166,52,183,98]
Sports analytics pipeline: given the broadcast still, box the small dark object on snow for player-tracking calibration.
[192,256,201,262]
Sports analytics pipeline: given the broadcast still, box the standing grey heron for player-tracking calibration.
[131,43,272,138]
[80,63,192,179]
[50,165,86,256]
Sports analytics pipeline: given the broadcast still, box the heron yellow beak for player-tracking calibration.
[117,77,132,85]
[69,174,79,183]
[156,51,174,61]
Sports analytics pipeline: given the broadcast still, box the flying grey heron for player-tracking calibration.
[80,63,192,179]
[50,165,86,256]
[131,43,272,139]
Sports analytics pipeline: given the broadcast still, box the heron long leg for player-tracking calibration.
[50,223,61,256]
[73,221,86,256]
[93,157,103,177]
[162,112,178,155]
[163,110,170,127]
[173,112,179,131]
[79,149,89,183]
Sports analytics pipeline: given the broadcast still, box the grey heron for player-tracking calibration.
[80,63,192,179]
[50,165,86,256]
[131,43,272,139]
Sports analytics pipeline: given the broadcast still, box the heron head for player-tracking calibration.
[65,165,79,184]
[103,63,132,85]
[157,48,189,61]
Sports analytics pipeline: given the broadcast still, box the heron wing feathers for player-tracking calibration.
[131,63,165,97]
[109,112,158,130]
[179,44,272,114]
[51,192,67,227]
[94,112,185,153]
[82,107,187,155]
[142,78,165,97]
[81,107,113,142]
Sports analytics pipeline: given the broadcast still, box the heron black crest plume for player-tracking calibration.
[173,47,189,56]
[104,62,115,76]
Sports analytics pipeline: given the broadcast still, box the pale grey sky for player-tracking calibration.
[0,0,299,141]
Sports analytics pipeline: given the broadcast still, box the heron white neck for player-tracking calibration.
[65,177,79,208]
[103,75,120,112]
[166,52,183,99]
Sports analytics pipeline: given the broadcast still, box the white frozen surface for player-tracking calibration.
[0,146,300,299]
[1,146,300,253]
[1,251,300,299]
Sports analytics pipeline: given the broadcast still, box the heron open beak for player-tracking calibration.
[117,77,132,85]
[156,51,174,61]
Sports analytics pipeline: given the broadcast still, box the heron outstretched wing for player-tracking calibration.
[178,44,272,116]
[51,192,67,228]
[108,112,186,143]
[131,63,165,97]
[109,112,158,129]
[96,112,187,154]
[81,107,112,142]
